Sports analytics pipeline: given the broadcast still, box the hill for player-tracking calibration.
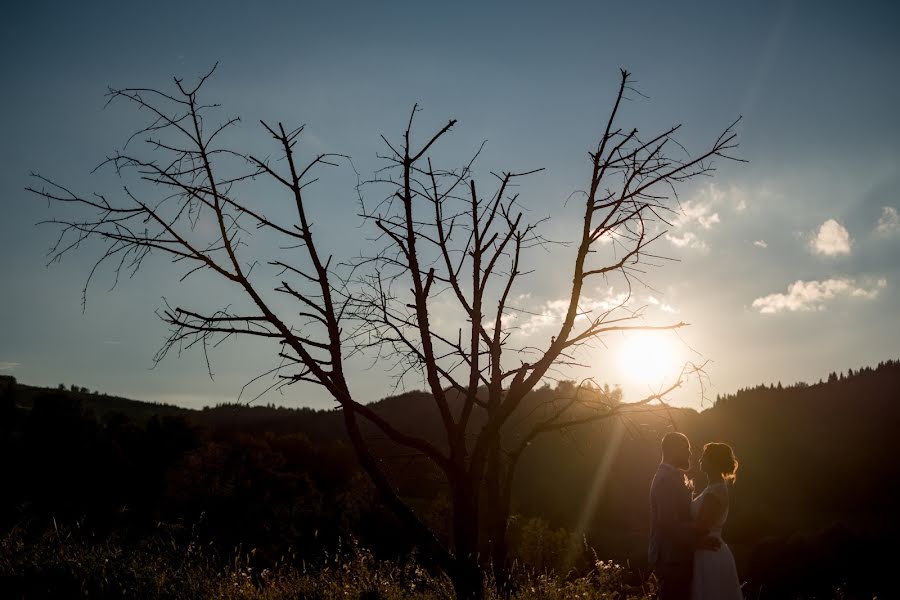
[5,361,899,535]
[2,359,899,596]
[4,378,190,422]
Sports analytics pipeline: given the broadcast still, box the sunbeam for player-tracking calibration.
[564,417,627,568]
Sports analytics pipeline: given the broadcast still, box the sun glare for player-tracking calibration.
[617,330,684,388]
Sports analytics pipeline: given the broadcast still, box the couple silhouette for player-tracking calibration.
[649,433,743,599]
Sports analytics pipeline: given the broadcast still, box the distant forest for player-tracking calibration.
[2,359,898,597]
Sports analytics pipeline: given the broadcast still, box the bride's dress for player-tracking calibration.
[690,481,743,599]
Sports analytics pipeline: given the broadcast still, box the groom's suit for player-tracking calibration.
[649,462,695,600]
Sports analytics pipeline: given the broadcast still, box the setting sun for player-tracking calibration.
[617,330,684,388]
[3,2,897,596]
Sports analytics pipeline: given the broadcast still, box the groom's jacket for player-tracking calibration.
[648,463,695,567]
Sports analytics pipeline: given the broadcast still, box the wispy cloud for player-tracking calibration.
[698,212,720,229]
[594,229,626,246]
[646,295,678,314]
[809,219,852,256]
[752,277,886,314]
[875,206,899,236]
[482,312,518,332]
[666,183,744,251]
[665,231,708,250]
[674,198,721,230]
[0,361,21,371]
[516,289,632,336]
[753,240,768,248]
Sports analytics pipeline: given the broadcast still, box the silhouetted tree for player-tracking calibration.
[29,66,739,598]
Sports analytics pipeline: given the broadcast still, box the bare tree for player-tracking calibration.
[28,66,739,599]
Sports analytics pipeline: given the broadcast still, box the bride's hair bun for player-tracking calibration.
[703,442,739,483]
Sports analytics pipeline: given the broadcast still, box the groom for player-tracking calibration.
[649,432,717,600]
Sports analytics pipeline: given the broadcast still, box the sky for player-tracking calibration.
[2,0,899,410]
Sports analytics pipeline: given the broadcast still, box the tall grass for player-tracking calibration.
[0,524,654,599]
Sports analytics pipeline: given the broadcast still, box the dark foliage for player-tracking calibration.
[2,359,898,597]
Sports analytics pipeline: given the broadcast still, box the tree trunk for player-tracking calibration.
[486,439,512,595]
[449,556,485,600]
[450,481,484,600]
[488,519,510,596]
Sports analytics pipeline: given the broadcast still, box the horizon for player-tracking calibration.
[2,1,900,410]
[5,354,893,413]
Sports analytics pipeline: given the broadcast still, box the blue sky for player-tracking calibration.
[2,1,899,409]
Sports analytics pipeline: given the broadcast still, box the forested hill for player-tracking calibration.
[2,359,898,595]
[4,358,899,539]
[5,358,896,440]
[2,381,191,421]
[684,359,900,533]
[493,358,900,531]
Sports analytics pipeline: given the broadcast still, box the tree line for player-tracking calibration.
[2,358,899,596]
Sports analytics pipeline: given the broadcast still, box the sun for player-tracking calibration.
[617,330,684,388]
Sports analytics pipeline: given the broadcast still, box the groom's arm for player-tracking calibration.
[655,478,708,546]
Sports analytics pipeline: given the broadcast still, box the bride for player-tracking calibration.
[690,443,743,599]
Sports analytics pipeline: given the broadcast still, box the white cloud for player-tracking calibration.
[594,229,626,246]
[517,289,632,336]
[666,183,742,250]
[665,231,708,250]
[482,312,518,331]
[519,299,569,335]
[810,219,852,256]
[850,279,887,299]
[676,182,748,220]
[0,362,21,371]
[675,198,720,230]
[875,206,899,236]
[698,212,720,229]
[752,277,886,314]
[646,295,678,314]
[753,240,768,248]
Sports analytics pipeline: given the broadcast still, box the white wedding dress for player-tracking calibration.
[690,481,743,599]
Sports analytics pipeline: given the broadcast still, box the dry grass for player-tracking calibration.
[0,525,654,599]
